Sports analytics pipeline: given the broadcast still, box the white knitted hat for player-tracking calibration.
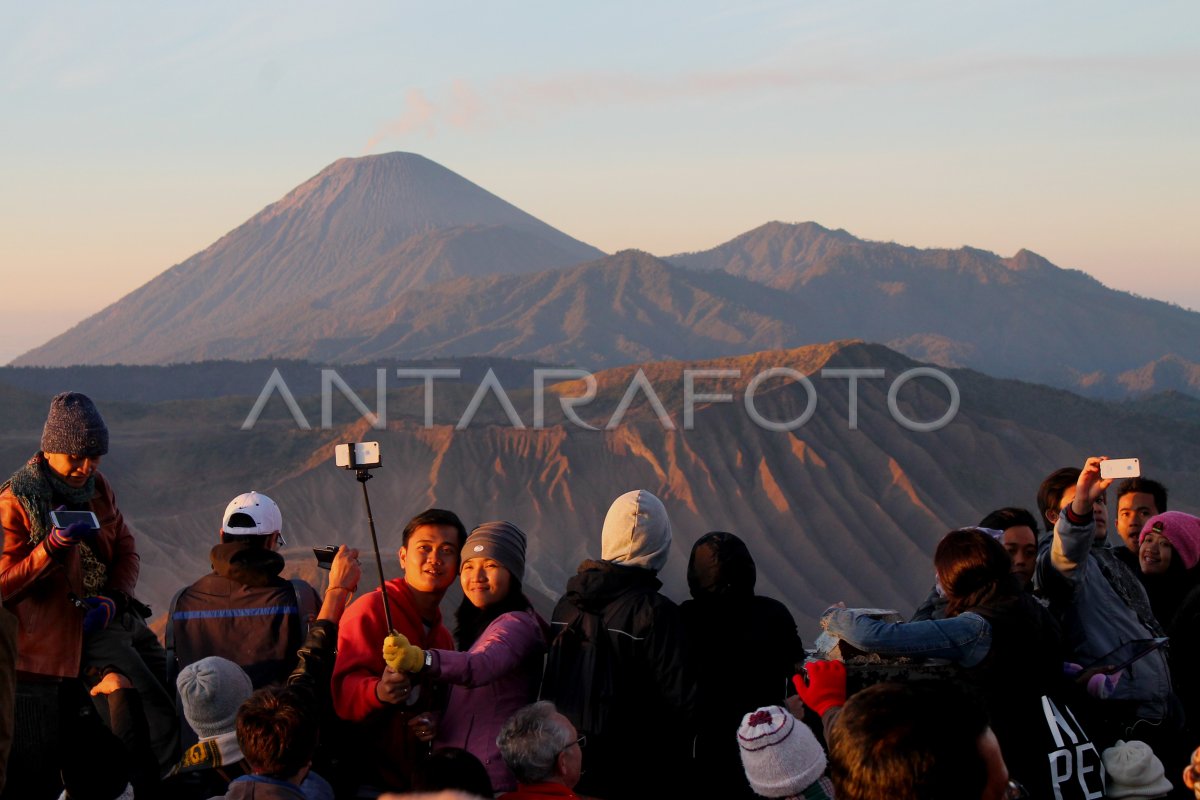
[737,705,827,798]
[1103,739,1172,799]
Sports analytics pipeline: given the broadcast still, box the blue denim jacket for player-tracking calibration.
[820,607,992,667]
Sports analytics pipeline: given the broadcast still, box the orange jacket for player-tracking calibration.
[0,469,139,678]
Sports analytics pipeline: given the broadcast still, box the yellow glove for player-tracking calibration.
[383,631,426,673]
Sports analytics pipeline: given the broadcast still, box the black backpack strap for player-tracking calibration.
[289,578,319,631]
[164,586,188,687]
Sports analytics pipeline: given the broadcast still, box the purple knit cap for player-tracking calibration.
[1141,511,1200,570]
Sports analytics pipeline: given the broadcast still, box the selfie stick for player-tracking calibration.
[352,464,394,634]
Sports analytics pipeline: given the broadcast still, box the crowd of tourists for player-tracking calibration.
[3,391,1200,800]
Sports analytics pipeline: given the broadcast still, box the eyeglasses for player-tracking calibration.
[558,735,586,756]
[1005,780,1030,799]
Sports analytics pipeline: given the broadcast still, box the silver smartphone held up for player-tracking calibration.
[335,441,381,470]
[1100,457,1140,480]
[49,509,101,530]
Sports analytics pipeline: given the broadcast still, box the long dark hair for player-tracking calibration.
[454,576,532,650]
[935,529,1019,618]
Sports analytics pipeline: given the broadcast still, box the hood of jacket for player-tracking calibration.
[210,541,285,587]
[600,489,671,572]
[686,531,756,601]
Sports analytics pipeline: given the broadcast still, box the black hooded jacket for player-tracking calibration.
[679,532,807,798]
[547,559,697,800]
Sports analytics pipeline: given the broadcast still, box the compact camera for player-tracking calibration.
[313,545,339,570]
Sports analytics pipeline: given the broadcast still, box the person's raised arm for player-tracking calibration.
[1049,456,1113,583]
[1071,457,1112,519]
[318,545,361,623]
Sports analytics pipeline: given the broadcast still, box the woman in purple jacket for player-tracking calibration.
[384,521,549,794]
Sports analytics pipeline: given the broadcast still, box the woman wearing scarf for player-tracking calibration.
[0,392,174,799]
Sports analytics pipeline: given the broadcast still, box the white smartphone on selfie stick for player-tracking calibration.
[1099,458,1140,480]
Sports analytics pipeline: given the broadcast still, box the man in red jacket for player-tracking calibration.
[331,507,466,793]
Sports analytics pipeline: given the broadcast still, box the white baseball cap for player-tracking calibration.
[221,491,285,545]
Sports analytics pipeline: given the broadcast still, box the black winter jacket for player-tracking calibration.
[547,559,697,800]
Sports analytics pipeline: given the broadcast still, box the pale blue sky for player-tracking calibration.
[2,1,1197,364]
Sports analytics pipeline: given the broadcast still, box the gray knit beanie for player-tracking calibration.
[176,656,253,739]
[461,521,527,581]
[41,392,108,456]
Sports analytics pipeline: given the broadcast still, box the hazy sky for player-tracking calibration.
[3,1,1198,364]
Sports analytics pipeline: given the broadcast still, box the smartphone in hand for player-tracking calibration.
[1099,458,1140,480]
[49,510,100,530]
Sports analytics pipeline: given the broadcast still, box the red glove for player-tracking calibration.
[792,659,847,717]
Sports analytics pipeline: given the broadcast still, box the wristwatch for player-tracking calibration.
[424,649,434,671]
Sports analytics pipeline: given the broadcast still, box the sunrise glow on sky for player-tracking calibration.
[2,1,1197,364]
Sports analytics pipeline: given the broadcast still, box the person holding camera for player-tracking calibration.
[0,391,176,798]
[1034,458,1175,743]
[382,521,549,794]
[167,492,322,712]
[331,508,467,793]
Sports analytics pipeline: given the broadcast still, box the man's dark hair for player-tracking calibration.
[978,507,1040,538]
[220,533,273,547]
[829,681,990,800]
[1037,467,1081,532]
[402,508,467,548]
[236,687,318,780]
[1116,477,1169,514]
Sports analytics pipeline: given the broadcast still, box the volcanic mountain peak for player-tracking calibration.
[258,152,578,239]
[14,152,603,367]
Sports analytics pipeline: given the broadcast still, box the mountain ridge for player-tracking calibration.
[6,340,1196,635]
[3,340,1197,635]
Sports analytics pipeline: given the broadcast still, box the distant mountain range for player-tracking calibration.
[2,341,1197,635]
[13,152,1200,400]
[668,222,1200,395]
